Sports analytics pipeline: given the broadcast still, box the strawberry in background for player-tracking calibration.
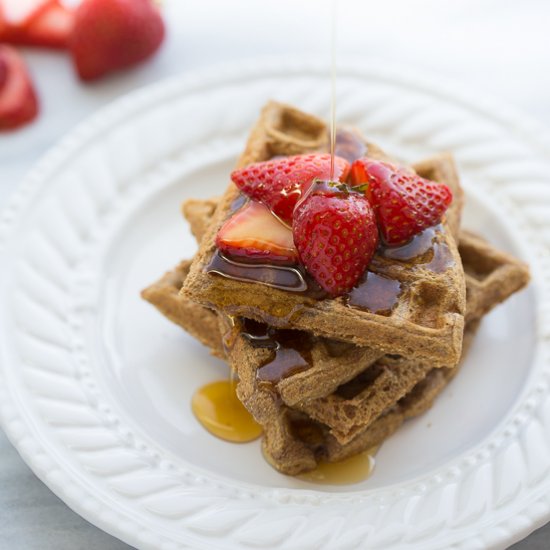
[0,0,74,49]
[70,0,165,81]
[0,44,39,130]
[0,0,165,130]
[0,0,166,80]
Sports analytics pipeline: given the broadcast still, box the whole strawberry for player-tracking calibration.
[350,159,453,246]
[293,182,379,296]
[231,154,350,223]
[70,0,165,82]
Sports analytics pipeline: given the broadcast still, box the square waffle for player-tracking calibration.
[181,102,467,367]
[143,200,529,472]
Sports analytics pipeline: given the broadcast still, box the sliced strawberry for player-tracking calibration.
[349,158,453,246]
[23,0,74,48]
[0,15,7,43]
[231,153,350,223]
[348,158,370,188]
[0,45,39,131]
[293,182,379,296]
[216,201,298,264]
[0,0,73,49]
[70,0,165,82]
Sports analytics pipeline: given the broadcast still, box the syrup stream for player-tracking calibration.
[192,3,446,479]
[329,0,337,180]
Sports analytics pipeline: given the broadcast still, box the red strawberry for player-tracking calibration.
[70,0,165,82]
[293,182,379,296]
[23,0,74,48]
[231,154,350,223]
[216,200,298,264]
[0,45,39,131]
[350,159,453,246]
[0,56,7,88]
[0,0,74,49]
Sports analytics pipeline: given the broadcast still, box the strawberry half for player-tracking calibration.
[350,159,453,246]
[70,0,165,82]
[293,182,379,296]
[231,153,350,223]
[0,45,39,131]
[0,0,74,49]
[216,201,298,264]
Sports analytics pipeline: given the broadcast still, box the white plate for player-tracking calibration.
[0,60,549,550]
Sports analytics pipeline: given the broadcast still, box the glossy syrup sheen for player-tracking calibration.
[207,250,309,292]
[425,242,454,273]
[381,225,440,261]
[191,380,262,443]
[257,348,310,384]
[347,272,402,314]
[379,224,454,274]
[241,319,314,386]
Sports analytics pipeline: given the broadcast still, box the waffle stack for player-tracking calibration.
[143,102,529,475]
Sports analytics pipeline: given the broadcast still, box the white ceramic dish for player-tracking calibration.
[0,60,549,550]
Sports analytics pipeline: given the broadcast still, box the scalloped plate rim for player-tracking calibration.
[0,57,548,550]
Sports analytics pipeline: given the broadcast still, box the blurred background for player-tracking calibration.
[1,0,549,548]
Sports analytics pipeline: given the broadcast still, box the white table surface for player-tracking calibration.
[1,1,549,548]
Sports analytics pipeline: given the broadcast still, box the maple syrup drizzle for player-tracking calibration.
[381,225,441,262]
[425,242,454,273]
[329,0,337,180]
[379,224,454,273]
[206,250,308,292]
[298,449,376,485]
[347,272,402,314]
[191,380,262,443]
[257,348,310,386]
[241,319,314,386]
[229,193,248,213]
[221,313,239,355]
[207,221,453,313]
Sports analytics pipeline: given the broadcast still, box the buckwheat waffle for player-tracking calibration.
[459,230,530,324]
[182,101,466,366]
[220,242,527,472]
[142,198,529,459]
[233,320,482,474]
[141,259,224,358]
[293,232,530,443]
[143,237,526,473]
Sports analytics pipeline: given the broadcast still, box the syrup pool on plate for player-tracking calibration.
[191,379,262,443]
[298,449,377,485]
